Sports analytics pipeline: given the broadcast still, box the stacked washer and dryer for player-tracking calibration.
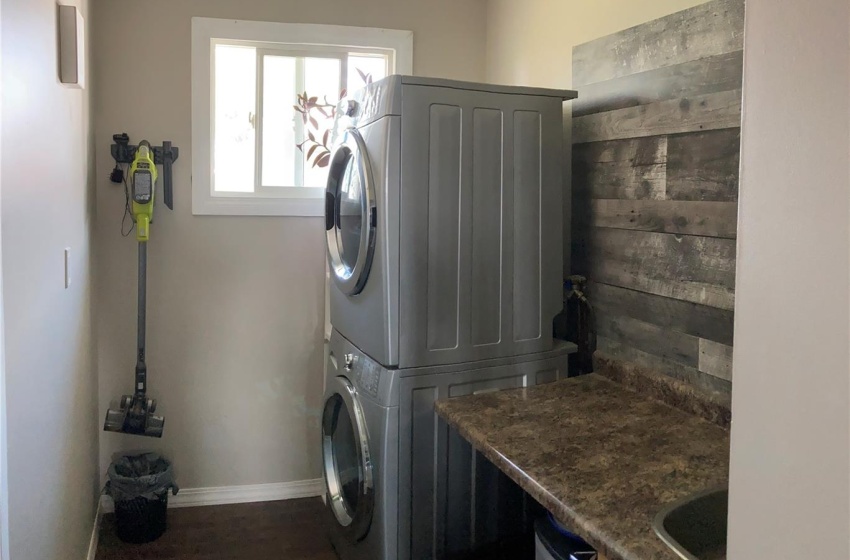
[321,76,578,560]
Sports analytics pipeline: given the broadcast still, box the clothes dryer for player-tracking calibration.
[325,76,577,368]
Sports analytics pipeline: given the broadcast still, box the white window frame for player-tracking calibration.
[191,18,413,217]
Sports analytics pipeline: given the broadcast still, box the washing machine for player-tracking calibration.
[321,330,576,560]
[322,331,399,560]
[325,76,577,369]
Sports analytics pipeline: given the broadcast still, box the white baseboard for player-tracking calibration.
[100,478,324,513]
[85,498,103,560]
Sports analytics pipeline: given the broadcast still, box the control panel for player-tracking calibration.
[349,352,381,398]
[332,76,401,135]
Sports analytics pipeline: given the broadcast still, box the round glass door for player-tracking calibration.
[322,377,374,541]
[325,128,376,296]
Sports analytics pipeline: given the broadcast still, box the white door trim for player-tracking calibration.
[0,0,9,554]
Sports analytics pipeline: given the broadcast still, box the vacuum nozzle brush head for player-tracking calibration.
[104,395,165,438]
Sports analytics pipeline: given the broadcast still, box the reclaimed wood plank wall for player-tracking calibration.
[571,0,744,396]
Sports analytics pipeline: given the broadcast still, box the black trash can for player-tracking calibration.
[105,453,179,544]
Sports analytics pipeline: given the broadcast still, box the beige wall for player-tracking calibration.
[92,0,487,490]
[1,0,98,558]
[485,0,707,88]
[727,0,850,557]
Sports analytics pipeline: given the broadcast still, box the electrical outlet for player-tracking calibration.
[64,248,71,288]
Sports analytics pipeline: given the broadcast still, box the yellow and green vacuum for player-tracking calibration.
[104,138,178,438]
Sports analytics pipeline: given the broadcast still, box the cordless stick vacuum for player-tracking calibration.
[104,141,168,438]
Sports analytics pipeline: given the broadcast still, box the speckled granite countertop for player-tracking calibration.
[434,374,730,560]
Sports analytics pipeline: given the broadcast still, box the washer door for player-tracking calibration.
[322,376,374,541]
[325,128,377,296]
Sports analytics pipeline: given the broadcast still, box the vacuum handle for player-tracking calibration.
[136,241,147,397]
[135,362,147,397]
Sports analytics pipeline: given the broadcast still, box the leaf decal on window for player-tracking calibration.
[294,83,350,169]
[306,144,319,160]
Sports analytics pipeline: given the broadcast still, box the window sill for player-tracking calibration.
[192,194,325,217]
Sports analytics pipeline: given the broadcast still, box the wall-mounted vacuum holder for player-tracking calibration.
[110,132,179,210]
[104,133,180,439]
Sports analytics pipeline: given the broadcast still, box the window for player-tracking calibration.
[192,19,413,216]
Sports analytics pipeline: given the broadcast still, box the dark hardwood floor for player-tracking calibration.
[96,498,339,560]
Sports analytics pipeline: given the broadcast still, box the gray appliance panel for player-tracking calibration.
[399,75,578,99]
[334,76,576,132]
[396,350,572,560]
[329,114,401,367]
[328,330,577,407]
[399,84,565,368]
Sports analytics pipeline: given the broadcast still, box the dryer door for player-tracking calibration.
[322,375,374,541]
[325,128,376,296]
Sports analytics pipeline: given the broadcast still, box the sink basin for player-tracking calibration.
[653,487,728,560]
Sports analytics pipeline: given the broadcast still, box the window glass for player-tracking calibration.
[212,44,389,193]
[303,57,342,188]
[261,56,297,187]
[214,45,256,193]
[347,54,388,93]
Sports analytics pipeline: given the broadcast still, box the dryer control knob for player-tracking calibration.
[345,100,359,117]
[344,353,355,371]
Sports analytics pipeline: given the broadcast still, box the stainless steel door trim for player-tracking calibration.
[325,128,377,296]
[322,375,375,542]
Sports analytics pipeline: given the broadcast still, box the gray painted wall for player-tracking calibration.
[1,0,99,558]
[727,0,850,557]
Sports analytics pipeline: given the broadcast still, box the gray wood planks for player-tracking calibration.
[667,128,741,201]
[577,227,736,310]
[572,0,745,87]
[573,51,744,118]
[597,335,733,396]
[573,137,667,200]
[596,311,734,382]
[573,129,741,205]
[573,89,742,144]
[596,312,699,368]
[698,339,734,381]
[589,282,734,345]
[583,199,738,238]
[571,0,743,396]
